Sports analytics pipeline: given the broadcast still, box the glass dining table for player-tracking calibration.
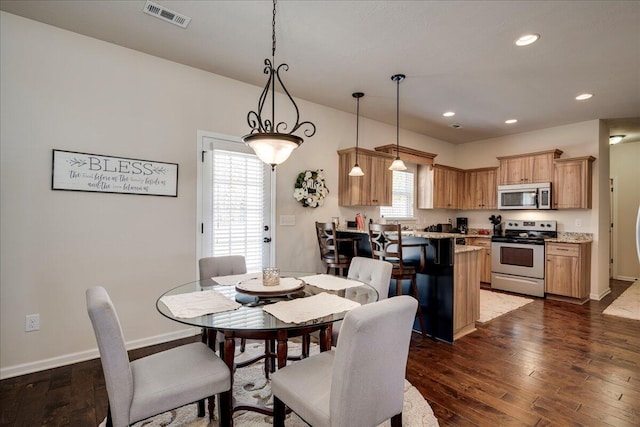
[156,272,378,419]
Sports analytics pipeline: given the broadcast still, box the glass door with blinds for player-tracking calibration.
[198,133,274,273]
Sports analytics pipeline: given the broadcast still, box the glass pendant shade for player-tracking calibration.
[389,158,407,171]
[349,164,365,176]
[244,133,302,169]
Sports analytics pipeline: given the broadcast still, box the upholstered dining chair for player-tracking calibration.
[332,256,393,345]
[315,221,357,276]
[271,295,418,427]
[86,286,231,427]
[368,223,426,337]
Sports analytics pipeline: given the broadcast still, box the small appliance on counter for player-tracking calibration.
[456,217,468,234]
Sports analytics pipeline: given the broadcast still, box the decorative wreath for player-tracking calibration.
[293,169,328,208]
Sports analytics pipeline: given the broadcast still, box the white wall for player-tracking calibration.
[610,141,640,280]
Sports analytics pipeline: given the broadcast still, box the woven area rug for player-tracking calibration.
[603,280,640,320]
[112,343,439,427]
[478,289,534,323]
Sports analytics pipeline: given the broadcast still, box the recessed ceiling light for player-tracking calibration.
[609,135,626,145]
[515,33,540,46]
[505,119,518,124]
[443,111,455,117]
[575,93,593,101]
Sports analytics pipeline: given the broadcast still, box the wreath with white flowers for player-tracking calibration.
[293,169,328,208]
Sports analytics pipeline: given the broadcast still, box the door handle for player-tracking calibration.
[263,237,272,243]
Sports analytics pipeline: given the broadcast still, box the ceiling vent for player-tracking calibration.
[143,1,191,29]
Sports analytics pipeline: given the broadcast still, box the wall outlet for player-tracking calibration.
[25,314,40,332]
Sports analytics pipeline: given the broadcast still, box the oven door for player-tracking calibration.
[491,241,545,279]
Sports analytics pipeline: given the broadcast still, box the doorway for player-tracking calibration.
[196,131,275,273]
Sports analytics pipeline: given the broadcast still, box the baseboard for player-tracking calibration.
[590,287,611,301]
[616,275,639,282]
[0,328,199,380]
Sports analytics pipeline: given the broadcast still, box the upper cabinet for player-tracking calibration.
[497,149,563,185]
[463,168,498,210]
[417,164,465,209]
[553,156,596,209]
[338,148,393,206]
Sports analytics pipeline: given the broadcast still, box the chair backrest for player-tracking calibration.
[330,296,418,426]
[368,223,405,266]
[347,257,393,301]
[198,255,247,279]
[315,221,340,261]
[86,286,133,427]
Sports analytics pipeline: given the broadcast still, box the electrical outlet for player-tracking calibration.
[26,314,40,332]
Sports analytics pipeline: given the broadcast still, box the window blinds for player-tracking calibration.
[380,170,414,219]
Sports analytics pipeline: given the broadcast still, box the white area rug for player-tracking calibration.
[114,343,439,427]
[603,280,640,320]
[478,289,534,323]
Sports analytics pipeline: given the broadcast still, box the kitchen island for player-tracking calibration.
[337,228,482,342]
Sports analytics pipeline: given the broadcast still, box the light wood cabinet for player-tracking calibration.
[454,249,481,340]
[338,148,393,206]
[553,156,596,209]
[463,168,497,209]
[497,149,563,185]
[545,241,591,304]
[465,238,492,283]
[433,165,464,209]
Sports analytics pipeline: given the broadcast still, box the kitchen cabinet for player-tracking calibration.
[463,168,498,209]
[545,241,592,304]
[418,164,464,209]
[465,237,492,283]
[338,148,393,206]
[454,248,481,340]
[553,156,596,209]
[497,149,562,185]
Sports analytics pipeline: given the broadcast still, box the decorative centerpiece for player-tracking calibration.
[293,169,328,208]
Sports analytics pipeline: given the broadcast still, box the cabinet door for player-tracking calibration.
[417,164,434,209]
[545,254,579,297]
[339,152,359,206]
[482,169,497,209]
[433,166,448,209]
[553,159,591,209]
[530,153,555,183]
[369,155,392,205]
[499,157,526,185]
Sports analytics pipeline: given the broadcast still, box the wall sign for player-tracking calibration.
[52,150,178,197]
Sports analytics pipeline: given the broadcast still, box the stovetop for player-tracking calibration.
[492,219,557,244]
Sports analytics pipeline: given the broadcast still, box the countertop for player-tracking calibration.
[545,232,593,243]
[455,245,484,254]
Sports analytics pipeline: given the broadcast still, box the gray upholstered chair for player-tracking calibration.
[332,256,393,345]
[271,295,418,427]
[86,286,231,427]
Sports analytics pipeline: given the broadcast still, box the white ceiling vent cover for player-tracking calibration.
[143,1,191,28]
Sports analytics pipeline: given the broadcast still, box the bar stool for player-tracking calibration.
[368,223,426,337]
[315,221,357,276]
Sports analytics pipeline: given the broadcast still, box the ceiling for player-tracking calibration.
[2,0,639,145]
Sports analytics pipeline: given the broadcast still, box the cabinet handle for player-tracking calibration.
[557,248,569,251]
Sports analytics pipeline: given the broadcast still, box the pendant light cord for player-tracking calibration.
[396,77,400,158]
[270,0,277,131]
[356,95,360,164]
[272,0,277,59]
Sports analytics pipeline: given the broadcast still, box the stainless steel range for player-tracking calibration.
[491,220,557,297]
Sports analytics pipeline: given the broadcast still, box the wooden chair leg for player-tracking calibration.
[302,333,310,358]
[410,276,426,337]
[274,396,286,427]
[197,398,205,417]
[391,412,402,427]
[106,405,113,427]
[218,390,232,427]
[395,277,403,296]
[240,338,246,352]
[208,395,216,420]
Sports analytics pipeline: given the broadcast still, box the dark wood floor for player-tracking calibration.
[1,279,638,426]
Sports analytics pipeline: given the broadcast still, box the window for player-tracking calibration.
[380,170,414,219]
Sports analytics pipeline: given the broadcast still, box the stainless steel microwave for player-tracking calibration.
[498,183,552,210]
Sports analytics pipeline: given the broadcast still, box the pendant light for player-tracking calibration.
[349,92,365,177]
[389,74,407,171]
[242,0,316,170]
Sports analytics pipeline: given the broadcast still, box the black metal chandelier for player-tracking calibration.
[242,0,316,170]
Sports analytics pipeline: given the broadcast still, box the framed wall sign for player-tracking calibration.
[52,150,178,197]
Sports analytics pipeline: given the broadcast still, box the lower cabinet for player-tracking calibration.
[453,249,481,340]
[465,237,492,284]
[545,241,592,304]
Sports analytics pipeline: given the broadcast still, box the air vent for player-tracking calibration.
[143,1,191,28]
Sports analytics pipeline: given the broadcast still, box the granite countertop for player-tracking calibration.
[545,232,593,243]
[455,245,484,254]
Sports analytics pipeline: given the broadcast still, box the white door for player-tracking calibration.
[197,132,275,273]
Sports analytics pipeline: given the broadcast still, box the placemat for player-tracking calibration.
[263,292,360,324]
[159,290,241,318]
[300,274,364,291]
